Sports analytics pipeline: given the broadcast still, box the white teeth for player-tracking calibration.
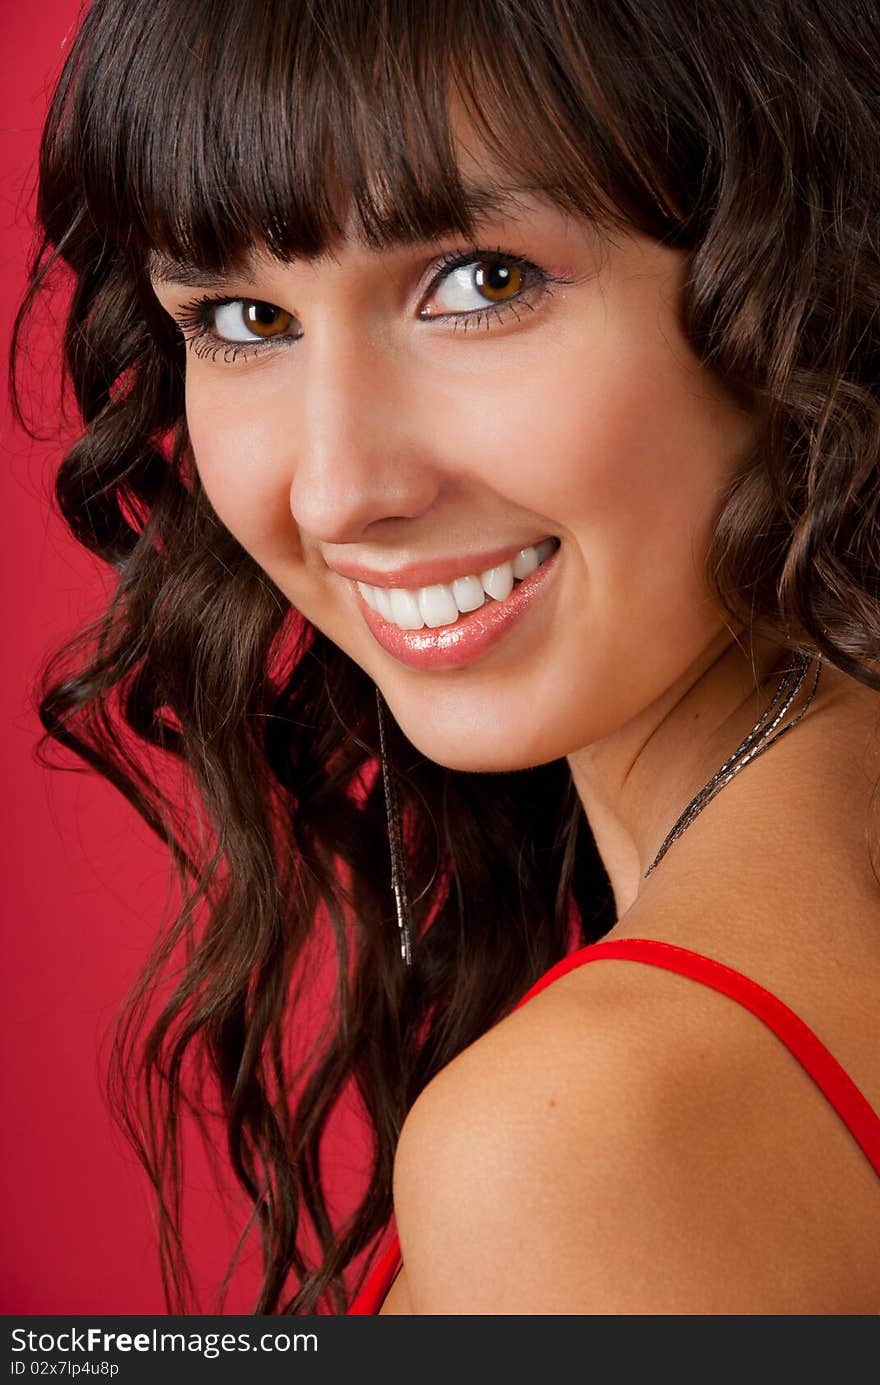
[388,588,424,629]
[419,583,460,628]
[528,536,559,569]
[357,537,558,632]
[451,575,486,612]
[511,548,540,581]
[479,561,515,602]
[372,586,394,621]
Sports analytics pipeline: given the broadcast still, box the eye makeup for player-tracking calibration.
[169,244,574,363]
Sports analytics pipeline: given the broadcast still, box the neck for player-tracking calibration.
[567,627,794,917]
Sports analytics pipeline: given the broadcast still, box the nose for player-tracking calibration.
[288,325,442,544]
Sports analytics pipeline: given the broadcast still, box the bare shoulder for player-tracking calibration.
[393,941,880,1314]
[393,671,880,1313]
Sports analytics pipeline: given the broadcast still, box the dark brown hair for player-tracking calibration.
[11,0,879,1313]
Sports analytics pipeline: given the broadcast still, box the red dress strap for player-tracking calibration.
[348,936,880,1313]
[348,1233,404,1316]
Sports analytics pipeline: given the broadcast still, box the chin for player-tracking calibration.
[386,703,562,776]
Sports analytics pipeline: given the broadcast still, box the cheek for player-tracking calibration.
[468,297,753,619]
[185,376,299,562]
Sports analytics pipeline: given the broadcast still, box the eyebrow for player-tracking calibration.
[148,257,252,289]
[147,181,535,288]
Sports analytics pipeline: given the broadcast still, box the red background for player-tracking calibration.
[2,1,365,1313]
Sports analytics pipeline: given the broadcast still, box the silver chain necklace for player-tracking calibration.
[377,651,823,965]
[644,650,822,876]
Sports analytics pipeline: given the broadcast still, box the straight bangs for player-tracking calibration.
[44,0,693,280]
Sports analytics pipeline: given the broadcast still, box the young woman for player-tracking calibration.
[12,0,880,1314]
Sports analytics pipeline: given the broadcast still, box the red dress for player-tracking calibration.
[348,936,880,1313]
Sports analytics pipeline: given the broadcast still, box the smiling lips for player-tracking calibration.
[352,537,563,670]
[356,537,560,631]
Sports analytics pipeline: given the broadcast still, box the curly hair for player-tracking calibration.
[10,0,880,1313]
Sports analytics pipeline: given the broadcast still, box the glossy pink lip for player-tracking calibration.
[326,535,556,591]
[352,542,562,670]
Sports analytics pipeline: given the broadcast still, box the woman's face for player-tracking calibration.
[150,179,758,773]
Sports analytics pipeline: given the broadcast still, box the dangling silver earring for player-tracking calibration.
[375,685,414,966]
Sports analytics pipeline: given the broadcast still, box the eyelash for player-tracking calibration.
[172,245,566,364]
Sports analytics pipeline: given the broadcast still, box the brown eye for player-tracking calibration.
[473,261,524,302]
[420,252,543,322]
[241,301,294,337]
